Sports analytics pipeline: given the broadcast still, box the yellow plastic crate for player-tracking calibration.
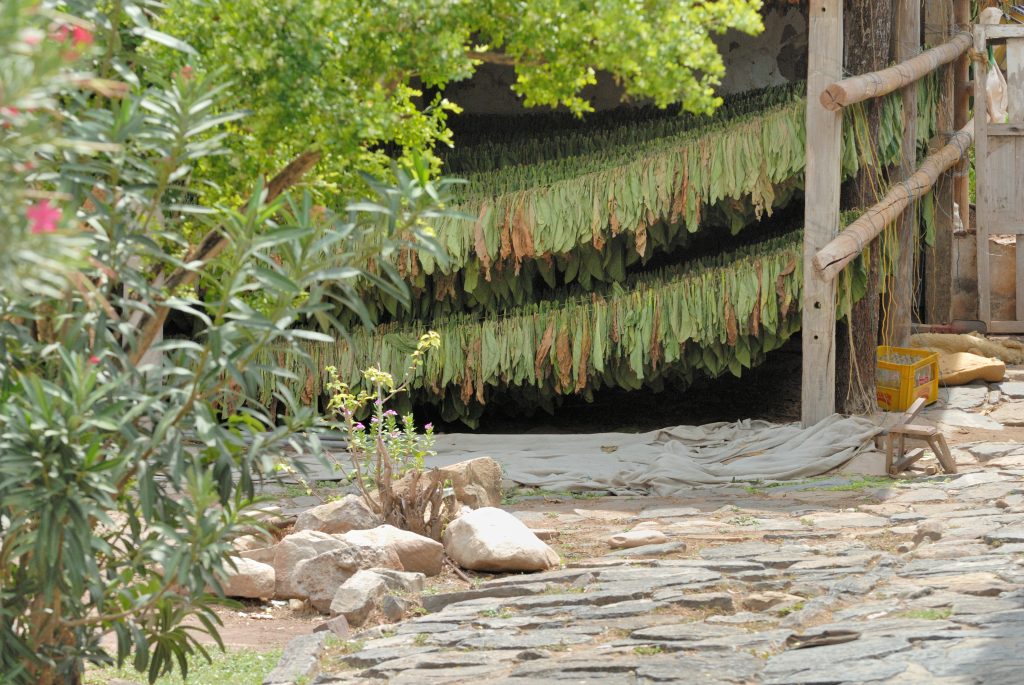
[876,346,939,412]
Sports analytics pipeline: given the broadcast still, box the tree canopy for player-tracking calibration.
[154,0,765,203]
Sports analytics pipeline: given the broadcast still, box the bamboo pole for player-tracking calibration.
[820,32,971,111]
[954,0,971,232]
[813,120,975,282]
[801,0,844,428]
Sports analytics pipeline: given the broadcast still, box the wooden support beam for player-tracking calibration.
[801,0,843,428]
[889,0,921,346]
[924,0,955,325]
[820,32,971,112]
[813,120,975,282]
[954,0,971,233]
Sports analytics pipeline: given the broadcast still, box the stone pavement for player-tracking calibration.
[262,379,1024,685]
[270,465,1024,684]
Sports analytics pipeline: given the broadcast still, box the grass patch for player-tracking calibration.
[727,515,760,527]
[502,487,604,505]
[83,649,282,685]
[633,645,663,656]
[775,602,805,617]
[479,607,516,619]
[899,608,952,620]
[823,476,893,492]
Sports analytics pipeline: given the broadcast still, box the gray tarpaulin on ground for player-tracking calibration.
[421,414,884,496]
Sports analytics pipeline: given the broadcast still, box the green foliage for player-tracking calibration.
[320,334,453,539]
[82,649,282,685]
[323,332,440,490]
[0,3,449,682]
[149,0,766,204]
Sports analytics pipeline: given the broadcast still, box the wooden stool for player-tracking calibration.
[884,397,958,476]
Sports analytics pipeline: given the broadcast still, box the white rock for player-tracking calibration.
[292,543,403,613]
[329,570,388,625]
[273,530,347,598]
[367,567,425,594]
[293,495,382,535]
[607,530,669,549]
[240,545,277,565]
[439,457,504,508]
[233,533,273,552]
[222,557,275,599]
[338,524,444,576]
[442,507,560,572]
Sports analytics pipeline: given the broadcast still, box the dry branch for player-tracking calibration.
[813,120,974,282]
[820,32,972,111]
[130,150,322,365]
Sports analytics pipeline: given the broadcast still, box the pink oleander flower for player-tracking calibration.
[71,26,93,46]
[53,25,93,46]
[27,200,60,234]
[88,355,100,365]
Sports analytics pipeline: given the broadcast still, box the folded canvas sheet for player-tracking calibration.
[423,414,884,496]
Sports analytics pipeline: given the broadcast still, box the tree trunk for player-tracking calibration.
[836,0,894,414]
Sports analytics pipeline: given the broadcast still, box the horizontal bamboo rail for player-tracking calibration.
[812,119,975,282]
[820,32,972,111]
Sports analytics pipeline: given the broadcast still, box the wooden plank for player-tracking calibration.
[924,0,954,325]
[1007,39,1024,121]
[976,26,992,326]
[982,222,1024,235]
[890,0,921,346]
[987,124,1024,135]
[980,25,1024,41]
[801,0,843,428]
[1017,242,1024,323]
[986,320,1024,334]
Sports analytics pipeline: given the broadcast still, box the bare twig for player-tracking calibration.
[130,150,321,365]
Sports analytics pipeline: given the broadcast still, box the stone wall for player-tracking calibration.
[445,7,808,114]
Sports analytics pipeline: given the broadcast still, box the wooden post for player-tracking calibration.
[954,0,971,233]
[925,0,954,325]
[801,0,843,427]
[889,0,921,346]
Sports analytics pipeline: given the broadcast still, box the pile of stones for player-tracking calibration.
[222,458,561,630]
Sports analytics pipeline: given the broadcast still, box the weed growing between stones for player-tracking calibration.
[899,608,952,620]
[633,645,664,656]
[315,332,458,540]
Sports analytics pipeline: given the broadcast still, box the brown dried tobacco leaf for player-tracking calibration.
[752,260,763,337]
[555,324,572,393]
[635,221,648,258]
[534,319,556,381]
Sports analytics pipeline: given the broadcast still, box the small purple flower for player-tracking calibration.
[374,399,383,406]
[384,409,398,417]
[370,417,379,424]
[424,423,434,431]
[353,423,365,430]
